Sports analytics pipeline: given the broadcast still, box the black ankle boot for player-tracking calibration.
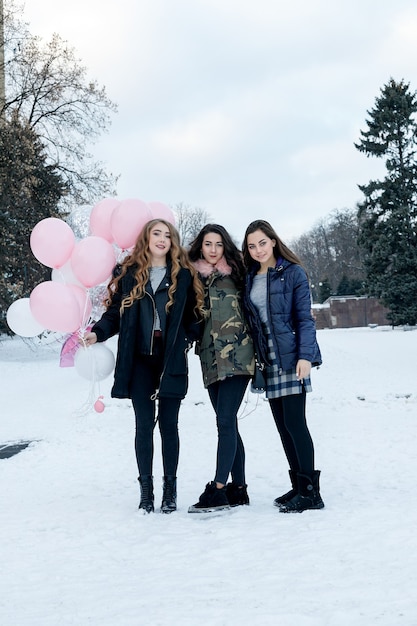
[226,483,250,506]
[138,475,154,513]
[161,475,177,514]
[278,470,324,513]
[274,470,298,507]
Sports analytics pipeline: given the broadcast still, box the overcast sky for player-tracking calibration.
[22,0,417,243]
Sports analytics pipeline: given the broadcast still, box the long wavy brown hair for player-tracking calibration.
[105,219,205,315]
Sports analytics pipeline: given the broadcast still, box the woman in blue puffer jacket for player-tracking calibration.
[242,220,324,513]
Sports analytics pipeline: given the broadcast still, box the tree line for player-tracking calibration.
[291,208,365,304]
[284,77,417,326]
[232,76,417,324]
[1,3,417,331]
[1,2,117,333]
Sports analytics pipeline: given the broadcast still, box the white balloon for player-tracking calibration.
[51,259,84,287]
[6,298,45,337]
[74,343,115,381]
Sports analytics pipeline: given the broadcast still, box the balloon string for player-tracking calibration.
[73,346,102,416]
[73,382,96,417]
[77,327,89,348]
[237,389,262,420]
[78,288,92,333]
[81,289,90,330]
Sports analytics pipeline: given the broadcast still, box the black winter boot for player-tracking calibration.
[188,481,230,514]
[138,475,154,513]
[161,476,177,514]
[226,483,250,506]
[278,470,324,513]
[273,470,298,507]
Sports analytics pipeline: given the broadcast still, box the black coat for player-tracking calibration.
[92,264,201,399]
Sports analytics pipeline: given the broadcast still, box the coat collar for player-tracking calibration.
[193,256,232,277]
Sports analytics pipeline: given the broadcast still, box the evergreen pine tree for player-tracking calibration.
[0,116,65,334]
[337,274,351,296]
[355,78,417,325]
[319,278,332,303]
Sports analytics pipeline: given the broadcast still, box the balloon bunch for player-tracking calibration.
[6,197,176,412]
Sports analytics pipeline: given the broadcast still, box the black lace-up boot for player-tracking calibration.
[138,475,154,513]
[160,476,177,514]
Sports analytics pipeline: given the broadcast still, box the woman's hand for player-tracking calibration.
[79,331,98,347]
[296,359,311,382]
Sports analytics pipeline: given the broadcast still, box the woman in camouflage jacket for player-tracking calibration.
[187,224,255,513]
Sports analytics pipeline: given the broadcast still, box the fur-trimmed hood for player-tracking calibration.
[193,256,232,277]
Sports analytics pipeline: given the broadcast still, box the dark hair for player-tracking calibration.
[188,223,246,288]
[242,219,304,269]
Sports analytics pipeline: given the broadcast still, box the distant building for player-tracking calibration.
[313,296,390,330]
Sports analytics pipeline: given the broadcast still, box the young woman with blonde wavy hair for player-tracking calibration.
[82,219,204,514]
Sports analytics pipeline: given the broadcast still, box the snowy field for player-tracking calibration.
[1,326,416,626]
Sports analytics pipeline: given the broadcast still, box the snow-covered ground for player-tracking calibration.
[1,326,416,626]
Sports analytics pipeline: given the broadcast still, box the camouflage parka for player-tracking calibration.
[193,257,255,388]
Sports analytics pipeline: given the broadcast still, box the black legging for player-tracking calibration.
[269,391,314,473]
[131,348,181,477]
[207,375,250,485]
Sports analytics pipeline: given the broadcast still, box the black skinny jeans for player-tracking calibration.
[130,343,181,478]
[269,391,315,474]
[207,375,250,486]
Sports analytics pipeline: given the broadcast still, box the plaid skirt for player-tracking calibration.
[264,326,312,399]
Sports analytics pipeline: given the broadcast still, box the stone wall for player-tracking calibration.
[313,296,390,330]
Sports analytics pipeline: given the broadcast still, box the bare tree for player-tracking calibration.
[1,2,118,207]
[173,202,212,246]
[291,209,365,302]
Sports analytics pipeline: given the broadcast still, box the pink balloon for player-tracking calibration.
[30,218,75,269]
[94,396,105,413]
[148,201,176,225]
[67,284,93,327]
[30,282,81,332]
[89,198,120,242]
[71,236,116,288]
[110,198,153,249]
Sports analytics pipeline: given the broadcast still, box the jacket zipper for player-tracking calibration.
[267,264,285,373]
[150,289,187,401]
[144,291,157,355]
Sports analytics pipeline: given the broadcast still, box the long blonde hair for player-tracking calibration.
[105,219,205,315]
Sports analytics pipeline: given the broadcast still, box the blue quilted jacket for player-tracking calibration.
[243,259,322,371]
